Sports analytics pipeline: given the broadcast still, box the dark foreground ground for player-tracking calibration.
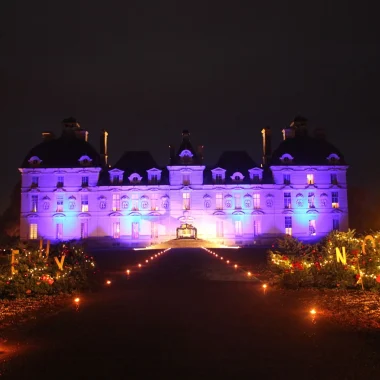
[1,248,380,379]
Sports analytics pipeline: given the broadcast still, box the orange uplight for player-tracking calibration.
[310,308,317,315]
[74,297,80,303]
[106,280,111,285]
[247,272,252,277]
[262,284,267,289]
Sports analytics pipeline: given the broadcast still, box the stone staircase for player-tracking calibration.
[149,239,227,249]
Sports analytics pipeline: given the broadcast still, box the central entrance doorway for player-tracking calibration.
[176,223,197,239]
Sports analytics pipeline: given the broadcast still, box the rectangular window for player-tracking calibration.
[132,222,139,239]
[132,194,139,211]
[216,193,223,210]
[183,193,190,210]
[82,176,89,187]
[285,216,292,235]
[284,192,291,209]
[308,192,315,208]
[253,220,261,236]
[56,195,63,212]
[31,176,39,187]
[333,219,339,231]
[56,223,63,240]
[234,194,241,209]
[150,175,158,184]
[309,220,316,236]
[57,176,64,188]
[81,195,89,212]
[252,174,260,184]
[307,174,314,185]
[112,194,120,211]
[151,222,158,238]
[253,194,260,209]
[29,223,38,239]
[151,194,158,210]
[182,174,190,186]
[31,195,38,212]
[81,221,88,239]
[331,174,338,185]
[216,221,224,237]
[283,174,291,185]
[332,192,339,208]
[215,174,223,184]
[113,222,120,239]
[112,176,120,185]
[235,220,242,236]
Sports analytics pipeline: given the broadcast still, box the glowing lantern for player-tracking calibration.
[310,309,316,315]
[234,264,238,269]
[74,297,80,303]
[262,284,267,289]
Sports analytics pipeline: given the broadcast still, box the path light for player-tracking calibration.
[138,264,142,268]
[234,264,238,269]
[145,260,149,263]
[221,257,223,260]
[215,254,218,257]
[310,308,317,315]
[226,260,230,264]
[262,284,267,289]
[74,297,80,304]
[106,280,111,285]
[126,270,130,275]
[247,272,252,277]
[151,256,154,260]
[155,254,157,257]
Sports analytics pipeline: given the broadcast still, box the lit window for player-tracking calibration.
[132,222,139,239]
[81,195,89,212]
[151,222,158,238]
[332,192,339,208]
[285,216,292,235]
[183,174,190,186]
[235,194,241,209]
[333,219,339,231]
[309,220,316,235]
[56,223,63,240]
[253,220,261,236]
[82,176,89,187]
[113,222,120,239]
[283,174,290,185]
[284,193,291,209]
[216,193,223,210]
[183,193,190,210]
[56,196,63,212]
[57,176,64,187]
[29,223,38,239]
[307,174,314,185]
[31,195,38,212]
[81,221,88,239]
[31,176,39,187]
[308,192,315,208]
[216,221,224,237]
[112,194,120,211]
[132,194,139,211]
[235,220,242,236]
[253,194,260,209]
[331,174,337,185]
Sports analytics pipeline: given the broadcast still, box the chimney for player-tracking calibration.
[313,128,326,140]
[75,129,89,141]
[290,115,308,136]
[282,127,295,140]
[261,126,272,166]
[197,145,204,163]
[42,131,55,141]
[62,117,80,130]
[169,145,175,165]
[100,129,108,166]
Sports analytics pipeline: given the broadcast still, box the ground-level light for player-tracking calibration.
[106,280,111,285]
[126,270,130,275]
[74,297,80,303]
[310,308,317,315]
[234,264,238,268]
[138,264,142,268]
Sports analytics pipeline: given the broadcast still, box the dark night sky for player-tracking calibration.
[1,1,379,213]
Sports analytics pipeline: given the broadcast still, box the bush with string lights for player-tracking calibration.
[268,230,380,290]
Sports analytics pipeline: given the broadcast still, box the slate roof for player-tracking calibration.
[20,133,102,168]
[270,135,346,166]
[101,151,168,185]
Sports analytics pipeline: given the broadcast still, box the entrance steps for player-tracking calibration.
[149,239,227,249]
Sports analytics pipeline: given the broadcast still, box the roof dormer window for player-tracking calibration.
[28,156,42,167]
[248,168,263,183]
[327,153,340,164]
[79,155,92,166]
[128,173,142,184]
[146,168,162,184]
[211,167,226,184]
[279,153,294,164]
[231,172,244,182]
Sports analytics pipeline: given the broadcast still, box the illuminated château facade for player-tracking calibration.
[19,116,348,246]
